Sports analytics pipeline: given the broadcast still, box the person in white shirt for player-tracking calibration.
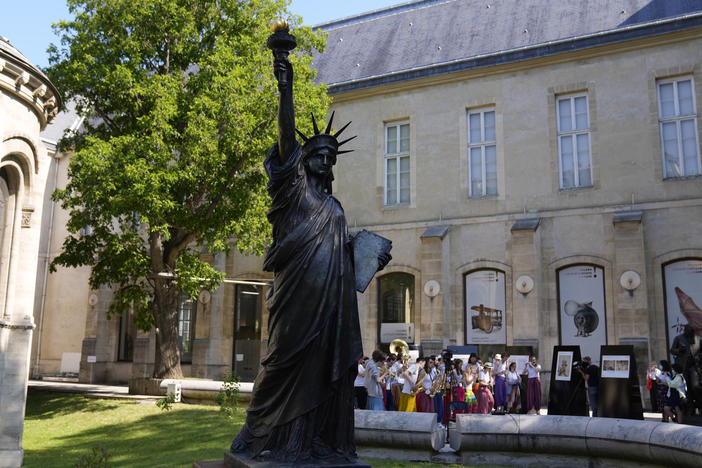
[662,362,687,424]
[400,357,424,412]
[416,357,435,413]
[476,362,495,414]
[354,357,367,409]
[492,353,508,412]
[524,355,542,415]
[505,361,522,413]
[390,354,404,411]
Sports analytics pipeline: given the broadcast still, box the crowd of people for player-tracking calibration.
[355,345,693,425]
[354,350,543,426]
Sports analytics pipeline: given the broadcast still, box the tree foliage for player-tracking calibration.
[47,0,330,376]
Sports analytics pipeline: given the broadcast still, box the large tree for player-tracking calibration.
[48,0,330,378]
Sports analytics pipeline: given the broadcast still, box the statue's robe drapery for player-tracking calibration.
[231,143,362,462]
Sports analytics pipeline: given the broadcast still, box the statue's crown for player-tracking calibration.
[296,112,356,156]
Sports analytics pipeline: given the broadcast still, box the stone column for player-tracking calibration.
[510,218,542,346]
[612,211,650,407]
[612,211,648,339]
[419,225,449,355]
[0,318,34,467]
[78,291,99,383]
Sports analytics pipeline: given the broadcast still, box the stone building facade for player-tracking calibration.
[33,1,702,409]
[0,37,60,467]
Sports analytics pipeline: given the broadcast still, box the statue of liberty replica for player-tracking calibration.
[227,20,390,467]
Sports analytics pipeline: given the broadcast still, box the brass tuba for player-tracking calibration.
[389,339,410,358]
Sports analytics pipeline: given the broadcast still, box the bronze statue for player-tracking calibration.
[229,21,390,465]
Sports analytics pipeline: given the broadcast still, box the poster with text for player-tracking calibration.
[558,265,606,365]
[664,260,702,350]
[465,269,506,344]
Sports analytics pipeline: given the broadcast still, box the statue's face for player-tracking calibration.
[305,147,336,177]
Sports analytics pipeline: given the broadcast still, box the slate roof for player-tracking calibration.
[41,100,83,150]
[312,0,702,94]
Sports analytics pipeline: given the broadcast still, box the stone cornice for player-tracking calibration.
[349,196,702,233]
[0,47,61,130]
[0,318,35,330]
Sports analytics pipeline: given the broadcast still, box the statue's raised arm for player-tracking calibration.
[267,20,297,164]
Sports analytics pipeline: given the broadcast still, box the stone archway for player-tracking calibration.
[0,164,23,319]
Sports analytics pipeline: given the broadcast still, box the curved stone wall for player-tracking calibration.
[451,414,702,468]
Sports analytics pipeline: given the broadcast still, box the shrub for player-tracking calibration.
[156,392,176,411]
[216,371,240,419]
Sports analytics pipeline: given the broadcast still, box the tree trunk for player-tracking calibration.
[152,279,183,379]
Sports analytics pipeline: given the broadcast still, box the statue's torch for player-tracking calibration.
[267,19,297,87]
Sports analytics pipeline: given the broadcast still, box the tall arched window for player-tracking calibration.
[663,259,702,355]
[377,273,415,344]
[177,292,196,363]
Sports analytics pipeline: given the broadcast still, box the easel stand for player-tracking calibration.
[547,345,587,416]
[598,345,644,420]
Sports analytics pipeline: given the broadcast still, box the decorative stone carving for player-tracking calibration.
[33,84,47,97]
[15,71,29,86]
[21,208,33,228]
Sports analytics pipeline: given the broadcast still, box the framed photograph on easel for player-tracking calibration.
[555,351,573,381]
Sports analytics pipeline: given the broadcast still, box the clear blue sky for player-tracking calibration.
[1,0,406,69]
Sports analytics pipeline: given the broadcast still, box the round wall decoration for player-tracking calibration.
[424,280,440,297]
[515,275,534,294]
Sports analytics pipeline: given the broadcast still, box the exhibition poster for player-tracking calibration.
[558,265,606,365]
[465,269,506,344]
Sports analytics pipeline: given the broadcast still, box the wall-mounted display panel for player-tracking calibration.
[558,265,606,365]
[465,269,505,344]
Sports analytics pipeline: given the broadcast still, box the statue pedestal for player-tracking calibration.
[220,451,371,468]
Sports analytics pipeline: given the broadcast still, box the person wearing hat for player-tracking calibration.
[476,362,495,414]
[492,353,508,413]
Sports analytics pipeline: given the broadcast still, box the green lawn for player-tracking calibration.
[23,392,242,467]
[23,392,475,467]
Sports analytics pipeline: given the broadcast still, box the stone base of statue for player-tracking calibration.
[222,450,371,468]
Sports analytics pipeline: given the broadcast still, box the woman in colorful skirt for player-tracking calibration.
[463,363,478,413]
[476,362,495,414]
[446,359,466,421]
[505,361,522,414]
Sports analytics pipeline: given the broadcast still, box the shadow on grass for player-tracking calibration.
[24,393,244,468]
[26,391,121,420]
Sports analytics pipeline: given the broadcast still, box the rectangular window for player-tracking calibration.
[467,108,497,197]
[657,77,700,178]
[384,122,410,205]
[557,94,592,189]
[177,292,196,363]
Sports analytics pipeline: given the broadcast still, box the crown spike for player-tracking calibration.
[311,113,320,135]
[336,149,354,155]
[338,135,357,146]
[325,111,335,134]
[295,128,310,142]
[333,121,352,138]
